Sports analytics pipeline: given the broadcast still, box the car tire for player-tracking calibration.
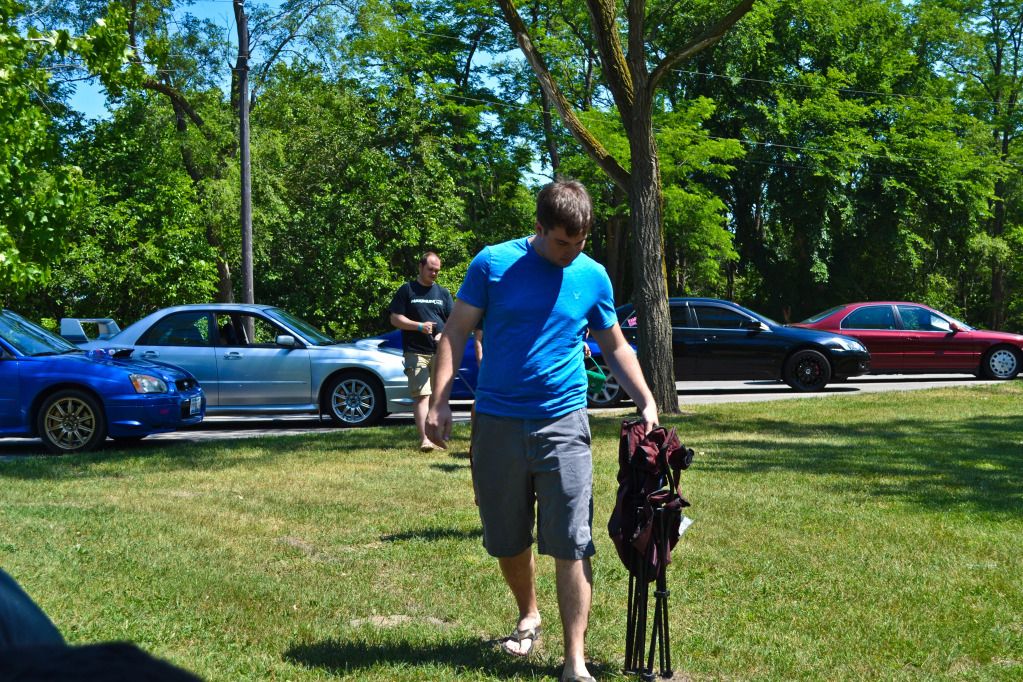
[980,345,1021,380]
[783,349,832,391]
[37,389,107,454]
[586,357,624,408]
[323,371,386,427]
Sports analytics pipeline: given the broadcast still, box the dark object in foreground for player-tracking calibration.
[0,642,204,681]
[609,419,694,679]
[0,568,203,681]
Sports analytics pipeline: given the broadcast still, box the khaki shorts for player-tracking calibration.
[403,352,435,397]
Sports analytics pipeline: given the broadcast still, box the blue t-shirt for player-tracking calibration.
[458,236,618,419]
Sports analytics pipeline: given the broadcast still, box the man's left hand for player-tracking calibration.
[640,404,658,435]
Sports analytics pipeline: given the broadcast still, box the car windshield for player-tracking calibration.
[935,311,974,332]
[265,308,337,346]
[732,303,780,327]
[800,305,847,324]
[0,310,80,356]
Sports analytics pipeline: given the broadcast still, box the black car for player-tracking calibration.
[587,297,870,406]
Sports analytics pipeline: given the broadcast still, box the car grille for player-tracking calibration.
[176,378,197,391]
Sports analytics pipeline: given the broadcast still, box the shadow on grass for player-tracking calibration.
[380,527,481,543]
[430,462,469,473]
[0,426,450,480]
[283,637,560,679]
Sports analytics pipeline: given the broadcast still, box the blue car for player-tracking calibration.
[0,309,205,453]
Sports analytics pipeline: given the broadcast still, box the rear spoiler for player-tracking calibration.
[60,318,121,345]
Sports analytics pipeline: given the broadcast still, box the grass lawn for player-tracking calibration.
[1,382,1021,681]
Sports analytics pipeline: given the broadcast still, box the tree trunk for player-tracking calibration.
[216,261,234,302]
[628,103,678,414]
[604,212,627,301]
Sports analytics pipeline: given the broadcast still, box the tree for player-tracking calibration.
[10,94,221,323]
[494,0,757,413]
[0,0,129,290]
[913,0,1022,329]
[248,65,470,338]
[672,0,998,326]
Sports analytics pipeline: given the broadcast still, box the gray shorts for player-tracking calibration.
[471,409,594,560]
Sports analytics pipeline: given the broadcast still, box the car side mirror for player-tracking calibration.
[743,319,767,332]
[949,322,962,333]
[275,334,297,347]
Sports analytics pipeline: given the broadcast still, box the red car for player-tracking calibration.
[795,302,1023,380]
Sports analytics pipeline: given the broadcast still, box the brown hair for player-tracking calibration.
[536,179,593,236]
[419,252,441,266]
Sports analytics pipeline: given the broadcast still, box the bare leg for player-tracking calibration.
[556,557,593,679]
[413,395,433,448]
[498,547,541,654]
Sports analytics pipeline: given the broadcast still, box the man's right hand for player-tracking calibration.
[426,403,452,446]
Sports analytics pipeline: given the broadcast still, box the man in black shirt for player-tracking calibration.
[389,252,453,450]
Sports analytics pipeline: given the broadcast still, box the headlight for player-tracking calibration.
[832,337,866,352]
[130,373,168,393]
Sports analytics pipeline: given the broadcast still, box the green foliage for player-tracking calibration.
[669,0,1010,326]
[7,0,1023,337]
[251,67,469,338]
[7,94,219,321]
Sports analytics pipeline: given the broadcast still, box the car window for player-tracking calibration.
[614,304,688,328]
[691,305,747,329]
[139,312,213,347]
[841,306,896,330]
[0,310,78,356]
[216,313,288,347]
[897,305,951,332]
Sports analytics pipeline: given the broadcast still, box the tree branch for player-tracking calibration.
[142,78,214,140]
[649,0,757,92]
[496,0,630,189]
[585,0,634,120]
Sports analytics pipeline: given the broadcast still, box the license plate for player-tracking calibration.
[189,396,201,415]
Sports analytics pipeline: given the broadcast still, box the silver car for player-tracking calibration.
[70,304,411,427]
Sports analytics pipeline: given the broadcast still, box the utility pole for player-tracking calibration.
[233,0,254,305]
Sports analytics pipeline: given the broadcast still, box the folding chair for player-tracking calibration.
[608,419,695,679]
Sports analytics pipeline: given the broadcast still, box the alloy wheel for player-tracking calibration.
[42,396,98,451]
[330,377,379,425]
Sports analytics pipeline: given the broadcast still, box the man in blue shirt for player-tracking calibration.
[427,179,657,682]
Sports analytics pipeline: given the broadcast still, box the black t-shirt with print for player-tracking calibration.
[388,280,453,354]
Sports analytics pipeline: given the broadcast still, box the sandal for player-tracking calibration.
[501,624,540,657]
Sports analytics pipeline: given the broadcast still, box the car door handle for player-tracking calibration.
[223,351,244,360]
[141,350,159,359]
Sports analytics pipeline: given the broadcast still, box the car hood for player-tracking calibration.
[780,324,864,346]
[967,329,1023,343]
[313,340,404,360]
[52,350,195,381]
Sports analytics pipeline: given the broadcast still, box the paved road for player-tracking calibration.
[0,375,1005,457]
